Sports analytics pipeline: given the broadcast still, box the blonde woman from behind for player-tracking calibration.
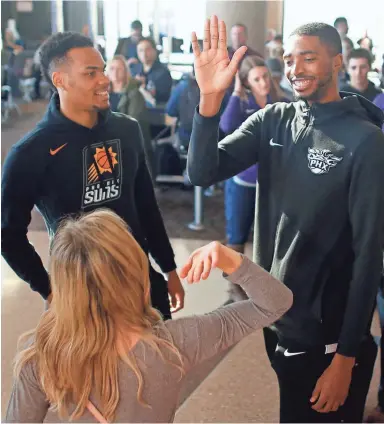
[6,209,292,423]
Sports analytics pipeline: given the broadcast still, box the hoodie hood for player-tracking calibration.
[37,92,111,132]
[37,93,118,186]
[340,91,384,129]
[295,91,384,129]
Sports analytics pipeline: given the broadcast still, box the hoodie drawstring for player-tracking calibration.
[102,141,118,186]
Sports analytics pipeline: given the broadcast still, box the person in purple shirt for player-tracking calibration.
[220,55,289,302]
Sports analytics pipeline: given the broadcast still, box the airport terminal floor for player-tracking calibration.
[1,101,381,422]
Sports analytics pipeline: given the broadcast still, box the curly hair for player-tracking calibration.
[39,32,94,90]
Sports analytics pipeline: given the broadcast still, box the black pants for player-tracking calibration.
[149,267,171,320]
[264,328,377,423]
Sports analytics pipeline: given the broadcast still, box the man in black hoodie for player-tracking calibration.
[1,32,185,319]
[188,17,384,423]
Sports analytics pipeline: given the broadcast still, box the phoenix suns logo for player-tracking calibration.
[307,148,343,175]
[82,140,123,208]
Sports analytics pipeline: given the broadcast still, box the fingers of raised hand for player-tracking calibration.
[203,18,210,51]
[210,15,219,49]
[218,19,227,51]
[191,31,201,57]
[228,45,248,74]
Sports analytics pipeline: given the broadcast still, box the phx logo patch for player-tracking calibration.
[82,140,123,208]
[307,148,343,175]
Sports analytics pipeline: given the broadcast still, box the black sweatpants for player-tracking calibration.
[264,328,377,423]
[150,267,171,320]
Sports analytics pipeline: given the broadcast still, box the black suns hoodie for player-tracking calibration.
[1,93,176,298]
[187,92,384,357]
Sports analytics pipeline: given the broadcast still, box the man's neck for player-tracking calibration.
[60,101,98,129]
[143,61,154,73]
[307,85,342,106]
[352,80,369,93]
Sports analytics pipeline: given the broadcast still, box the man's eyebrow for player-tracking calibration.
[283,50,318,59]
[84,65,106,70]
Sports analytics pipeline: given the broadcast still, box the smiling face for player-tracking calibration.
[283,35,342,102]
[53,47,110,111]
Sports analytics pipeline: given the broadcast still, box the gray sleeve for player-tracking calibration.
[5,361,49,423]
[166,257,293,372]
[187,106,266,187]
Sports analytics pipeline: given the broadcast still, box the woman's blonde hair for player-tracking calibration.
[14,209,183,422]
[108,54,131,87]
[238,55,280,103]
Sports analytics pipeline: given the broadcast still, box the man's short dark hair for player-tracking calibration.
[347,48,373,67]
[232,23,248,34]
[39,32,94,90]
[131,20,143,31]
[289,22,342,56]
[334,17,348,28]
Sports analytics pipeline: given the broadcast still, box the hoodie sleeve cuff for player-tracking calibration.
[194,106,221,124]
[159,258,177,274]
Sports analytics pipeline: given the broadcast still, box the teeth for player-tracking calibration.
[293,80,311,88]
[96,91,108,95]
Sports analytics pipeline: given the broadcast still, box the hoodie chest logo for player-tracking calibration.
[82,140,123,208]
[307,148,343,175]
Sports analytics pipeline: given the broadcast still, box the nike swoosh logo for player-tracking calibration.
[270,139,283,147]
[50,143,68,156]
[283,349,306,357]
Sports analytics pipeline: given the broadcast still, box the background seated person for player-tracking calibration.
[107,55,154,177]
[131,37,173,105]
[166,70,200,152]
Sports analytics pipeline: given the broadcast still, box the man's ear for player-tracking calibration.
[52,71,66,91]
[334,53,343,72]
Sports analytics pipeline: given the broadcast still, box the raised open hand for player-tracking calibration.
[191,15,247,96]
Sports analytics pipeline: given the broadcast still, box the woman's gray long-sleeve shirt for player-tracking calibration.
[5,257,292,423]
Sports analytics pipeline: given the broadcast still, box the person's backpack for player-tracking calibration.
[178,77,200,143]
